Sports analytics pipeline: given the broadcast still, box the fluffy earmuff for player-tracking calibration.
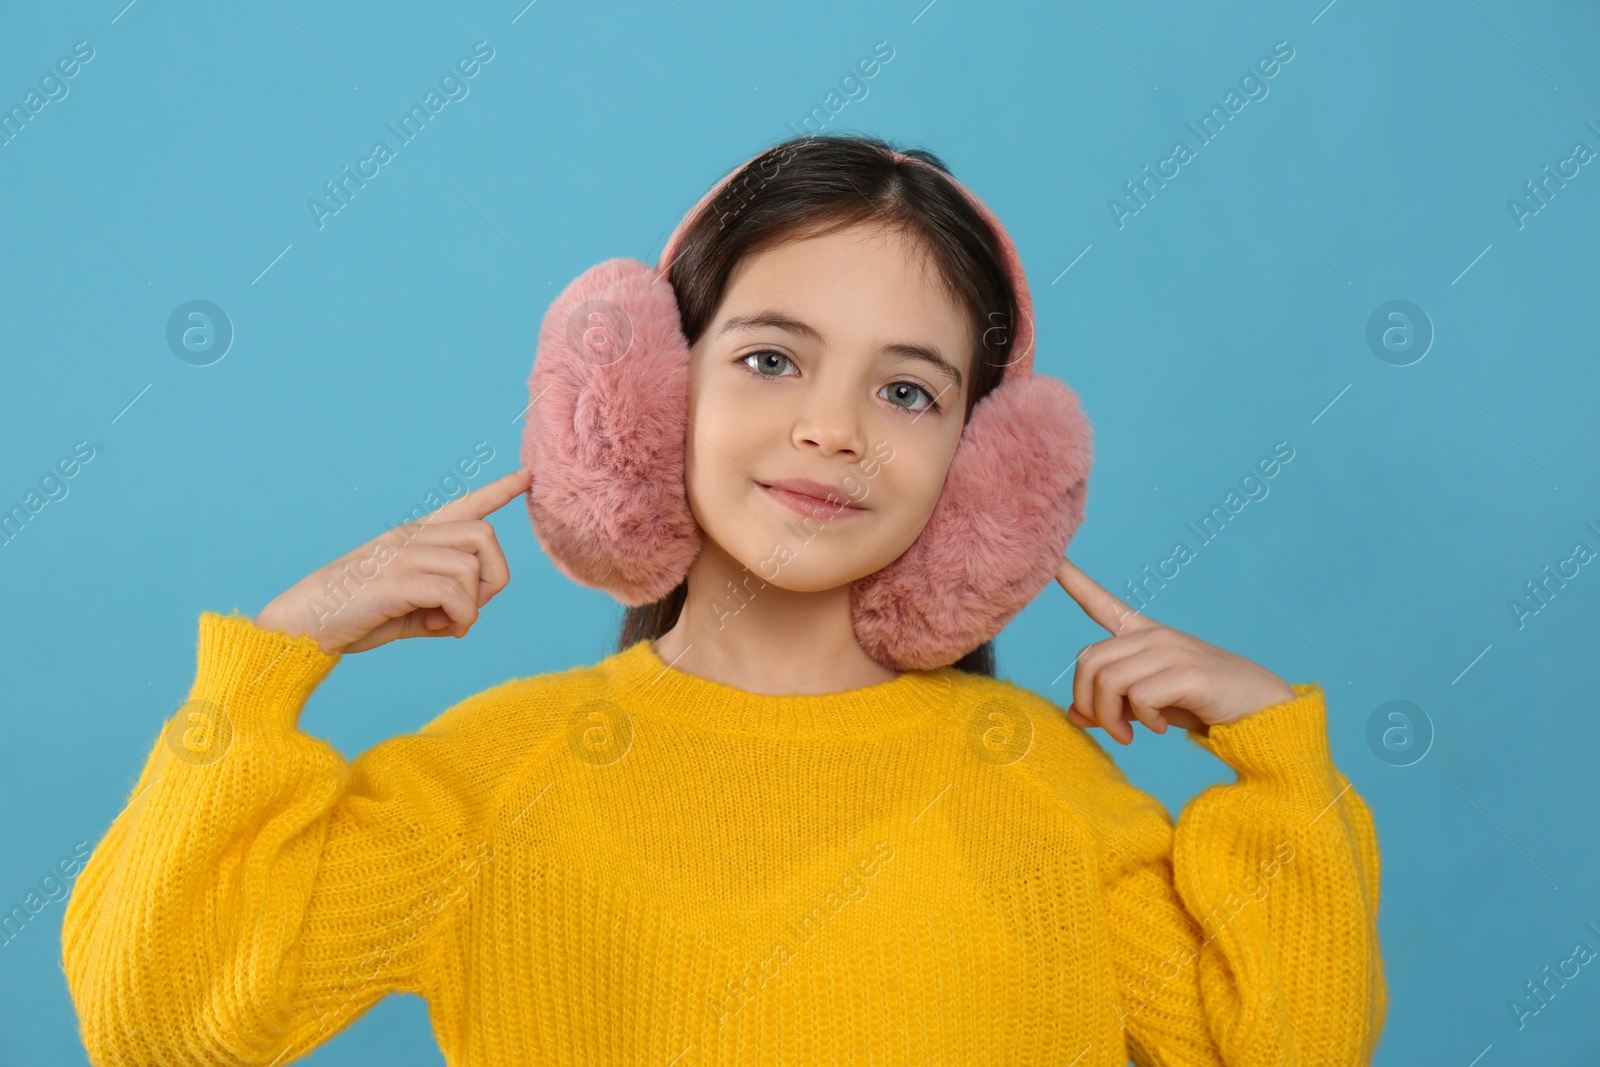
[520,258,702,607]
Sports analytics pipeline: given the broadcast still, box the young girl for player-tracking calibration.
[62,135,1386,1065]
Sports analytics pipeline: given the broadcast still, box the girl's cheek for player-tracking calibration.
[840,471,872,506]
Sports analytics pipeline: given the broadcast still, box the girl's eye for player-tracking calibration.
[737,349,943,416]
[740,349,797,377]
[881,381,941,415]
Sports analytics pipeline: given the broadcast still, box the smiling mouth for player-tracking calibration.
[757,483,868,520]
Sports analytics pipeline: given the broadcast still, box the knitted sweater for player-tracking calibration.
[62,609,1386,1066]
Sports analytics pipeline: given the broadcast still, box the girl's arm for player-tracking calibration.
[1100,683,1386,1067]
[62,611,493,1066]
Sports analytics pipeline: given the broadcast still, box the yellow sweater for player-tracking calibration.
[62,610,1386,1066]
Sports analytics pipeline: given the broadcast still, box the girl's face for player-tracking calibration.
[684,221,975,593]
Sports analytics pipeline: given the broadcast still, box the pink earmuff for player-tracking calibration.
[520,146,1094,671]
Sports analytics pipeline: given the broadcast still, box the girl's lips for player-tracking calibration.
[759,483,867,520]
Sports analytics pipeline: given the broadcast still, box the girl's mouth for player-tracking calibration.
[757,482,868,521]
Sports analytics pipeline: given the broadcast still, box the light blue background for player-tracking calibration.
[3,0,1597,1062]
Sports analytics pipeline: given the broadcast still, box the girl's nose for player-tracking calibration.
[789,388,869,460]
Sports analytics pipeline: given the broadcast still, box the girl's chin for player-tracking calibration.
[712,535,910,595]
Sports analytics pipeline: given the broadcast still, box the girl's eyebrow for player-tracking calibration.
[716,310,964,392]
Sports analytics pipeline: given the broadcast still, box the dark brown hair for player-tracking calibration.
[617,133,1022,677]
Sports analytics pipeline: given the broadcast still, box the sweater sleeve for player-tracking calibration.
[61,610,493,1066]
[1099,683,1387,1067]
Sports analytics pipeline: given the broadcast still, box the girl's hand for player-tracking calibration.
[254,466,533,655]
[1053,557,1298,745]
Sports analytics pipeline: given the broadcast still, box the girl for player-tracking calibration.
[62,135,1385,1065]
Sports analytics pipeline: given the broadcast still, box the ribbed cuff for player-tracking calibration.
[189,609,343,737]
[1185,683,1336,797]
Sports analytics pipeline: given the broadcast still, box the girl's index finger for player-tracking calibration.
[426,466,533,524]
[1054,556,1150,635]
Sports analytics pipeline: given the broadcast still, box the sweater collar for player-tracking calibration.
[602,638,960,738]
